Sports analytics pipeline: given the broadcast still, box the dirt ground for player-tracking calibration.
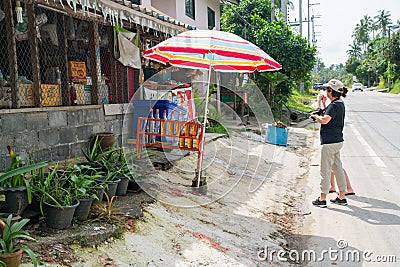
[21,126,315,267]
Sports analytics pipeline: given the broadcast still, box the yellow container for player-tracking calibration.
[73,84,85,105]
[41,84,61,106]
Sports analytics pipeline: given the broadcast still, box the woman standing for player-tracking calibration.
[311,79,349,208]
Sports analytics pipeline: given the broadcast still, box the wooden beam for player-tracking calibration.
[88,21,100,104]
[4,0,19,108]
[26,2,41,107]
[108,26,117,103]
[57,14,70,106]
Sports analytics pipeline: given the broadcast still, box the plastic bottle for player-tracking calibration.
[168,110,175,136]
[178,112,186,148]
[160,109,167,135]
[147,108,155,143]
[154,109,160,142]
[193,112,200,150]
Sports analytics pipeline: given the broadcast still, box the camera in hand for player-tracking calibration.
[310,108,324,121]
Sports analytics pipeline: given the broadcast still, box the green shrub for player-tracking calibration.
[389,79,400,94]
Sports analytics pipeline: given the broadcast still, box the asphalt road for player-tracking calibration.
[299,90,400,266]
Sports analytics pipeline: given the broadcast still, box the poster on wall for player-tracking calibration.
[68,61,87,83]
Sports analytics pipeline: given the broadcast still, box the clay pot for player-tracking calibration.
[93,132,115,151]
[0,249,23,267]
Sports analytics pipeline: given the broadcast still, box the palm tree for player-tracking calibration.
[347,41,362,59]
[363,15,374,39]
[352,19,369,53]
[374,10,393,37]
[371,21,378,38]
[392,19,400,32]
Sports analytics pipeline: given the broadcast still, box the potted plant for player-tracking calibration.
[94,164,121,201]
[266,121,289,146]
[31,166,79,229]
[100,148,131,196]
[0,214,38,267]
[69,166,101,221]
[0,146,47,215]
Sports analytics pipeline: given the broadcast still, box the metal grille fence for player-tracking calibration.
[0,0,137,109]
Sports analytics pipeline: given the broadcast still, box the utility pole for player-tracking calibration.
[308,2,320,44]
[280,0,289,25]
[311,14,321,44]
[299,0,302,36]
[307,0,310,43]
[271,0,275,21]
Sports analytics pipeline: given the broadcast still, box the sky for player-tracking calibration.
[292,0,400,67]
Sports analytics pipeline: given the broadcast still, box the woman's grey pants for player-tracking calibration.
[320,142,346,194]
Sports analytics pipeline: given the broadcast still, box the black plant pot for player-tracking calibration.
[116,176,130,196]
[76,162,104,176]
[90,186,104,205]
[44,199,80,229]
[74,198,94,221]
[0,187,29,215]
[94,177,121,200]
[127,178,143,192]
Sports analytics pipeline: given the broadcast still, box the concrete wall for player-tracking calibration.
[0,105,126,171]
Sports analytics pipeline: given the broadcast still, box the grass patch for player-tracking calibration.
[389,79,400,94]
[205,118,229,136]
[287,90,315,113]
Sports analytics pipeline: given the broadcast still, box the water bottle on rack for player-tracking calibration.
[154,109,160,142]
[168,110,175,137]
[166,110,174,144]
[161,110,167,134]
[193,112,200,150]
[178,111,185,148]
[148,108,155,143]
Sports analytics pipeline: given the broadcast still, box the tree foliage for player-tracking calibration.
[345,9,400,90]
[221,0,316,104]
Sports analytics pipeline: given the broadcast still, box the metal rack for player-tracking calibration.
[136,117,204,171]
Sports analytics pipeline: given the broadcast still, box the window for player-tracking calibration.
[132,0,141,4]
[207,7,215,30]
[185,0,195,19]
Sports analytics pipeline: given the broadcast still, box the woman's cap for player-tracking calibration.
[323,79,344,93]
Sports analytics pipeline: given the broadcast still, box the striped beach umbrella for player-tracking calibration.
[143,29,281,188]
[143,29,281,72]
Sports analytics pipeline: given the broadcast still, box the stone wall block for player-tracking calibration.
[59,127,77,144]
[48,111,68,128]
[1,113,27,133]
[38,129,59,148]
[84,108,101,123]
[77,125,94,141]
[67,110,84,126]
[26,112,49,130]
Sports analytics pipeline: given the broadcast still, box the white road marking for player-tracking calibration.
[349,123,394,177]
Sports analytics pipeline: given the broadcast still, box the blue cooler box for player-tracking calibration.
[132,100,187,138]
[266,125,288,146]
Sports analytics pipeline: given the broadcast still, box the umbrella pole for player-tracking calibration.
[196,53,213,188]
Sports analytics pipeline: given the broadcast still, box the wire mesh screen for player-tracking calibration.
[0,0,11,108]
[0,0,35,108]
[66,16,92,105]
[99,24,112,104]
[0,1,139,109]
[37,7,63,106]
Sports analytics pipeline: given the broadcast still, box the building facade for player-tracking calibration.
[0,0,232,169]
